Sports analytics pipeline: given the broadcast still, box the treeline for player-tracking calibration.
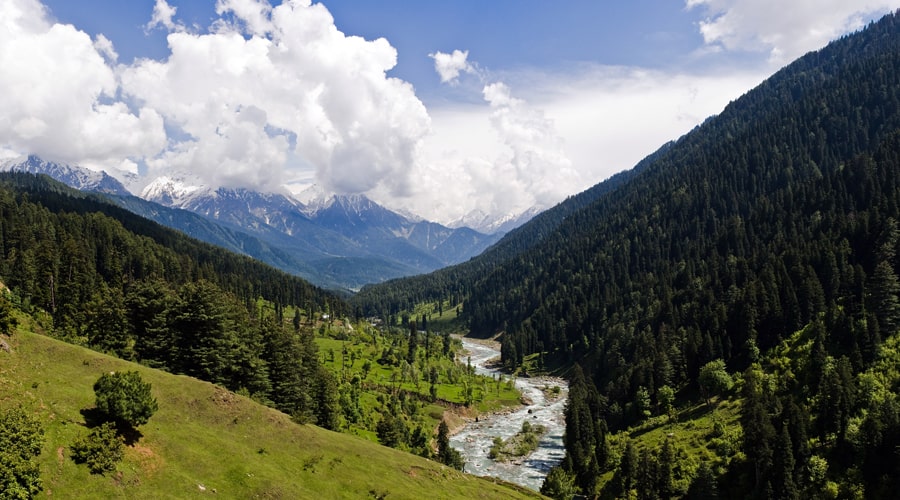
[0,173,346,426]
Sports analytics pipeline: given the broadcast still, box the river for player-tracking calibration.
[450,338,569,491]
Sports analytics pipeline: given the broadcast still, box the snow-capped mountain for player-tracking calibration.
[0,155,133,196]
[2,156,505,290]
[139,175,503,289]
[448,205,542,235]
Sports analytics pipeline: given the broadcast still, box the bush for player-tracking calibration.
[71,422,124,474]
[0,406,44,498]
[93,371,158,427]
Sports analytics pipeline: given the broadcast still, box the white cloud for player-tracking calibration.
[686,0,898,64]
[146,0,182,32]
[403,65,767,225]
[2,0,894,229]
[93,33,118,62]
[429,49,475,84]
[481,82,579,207]
[0,0,165,171]
[122,0,430,195]
[395,64,583,224]
[215,0,273,36]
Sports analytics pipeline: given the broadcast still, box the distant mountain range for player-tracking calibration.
[0,155,506,291]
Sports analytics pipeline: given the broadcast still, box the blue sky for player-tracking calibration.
[40,1,713,103]
[6,0,899,226]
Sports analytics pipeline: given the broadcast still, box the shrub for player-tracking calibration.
[0,407,44,498]
[71,422,124,474]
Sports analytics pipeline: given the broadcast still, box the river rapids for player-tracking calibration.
[450,338,569,491]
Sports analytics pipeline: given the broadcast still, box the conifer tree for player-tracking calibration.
[436,420,464,471]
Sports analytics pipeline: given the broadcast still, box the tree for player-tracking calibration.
[436,420,464,470]
[93,371,158,428]
[741,365,775,493]
[562,366,605,495]
[0,406,43,498]
[686,462,719,500]
[85,285,130,358]
[698,359,733,405]
[658,384,676,421]
[0,291,18,336]
[314,366,341,431]
[541,466,578,500]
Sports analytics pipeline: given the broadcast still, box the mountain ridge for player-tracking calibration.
[0,157,505,290]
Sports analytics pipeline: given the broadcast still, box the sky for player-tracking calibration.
[2,0,898,226]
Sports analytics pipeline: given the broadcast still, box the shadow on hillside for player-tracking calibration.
[80,407,144,445]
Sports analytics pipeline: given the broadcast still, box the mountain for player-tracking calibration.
[355,12,900,497]
[0,155,133,196]
[447,206,542,235]
[0,158,502,290]
[141,176,502,290]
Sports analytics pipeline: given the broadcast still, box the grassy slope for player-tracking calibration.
[0,328,542,499]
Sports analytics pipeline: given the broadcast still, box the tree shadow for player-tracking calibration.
[79,407,144,445]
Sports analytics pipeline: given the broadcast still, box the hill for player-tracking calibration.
[355,11,900,498]
[0,326,539,499]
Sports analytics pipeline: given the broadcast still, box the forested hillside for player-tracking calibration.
[0,172,349,423]
[356,11,900,498]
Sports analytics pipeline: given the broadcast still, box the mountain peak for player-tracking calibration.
[0,155,132,196]
[141,175,210,206]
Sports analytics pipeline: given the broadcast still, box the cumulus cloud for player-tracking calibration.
[404,52,582,224]
[146,0,181,32]
[429,49,475,84]
[123,0,430,194]
[404,65,767,225]
[0,0,165,170]
[686,0,897,64]
[93,33,118,62]
[481,82,579,208]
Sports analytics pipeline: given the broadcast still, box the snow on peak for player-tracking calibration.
[140,175,210,207]
[293,184,334,213]
[0,155,132,195]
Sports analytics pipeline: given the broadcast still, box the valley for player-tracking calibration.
[4,3,900,500]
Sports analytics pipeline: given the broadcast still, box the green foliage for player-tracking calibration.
[699,359,733,405]
[489,420,546,462]
[0,407,43,499]
[355,13,900,498]
[562,366,608,495]
[2,330,540,499]
[436,420,464,471]
[0,292,18,336]
[70,422,124,475]
[93,370,158,428]
[540,466,578,500]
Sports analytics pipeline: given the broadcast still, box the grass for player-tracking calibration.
[0,326,543,499]
[314,328,522,443]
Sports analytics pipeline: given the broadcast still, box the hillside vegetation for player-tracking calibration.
[356,12,900,498]
[0,325,539,499]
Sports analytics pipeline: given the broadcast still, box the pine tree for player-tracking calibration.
[772,421,799,500]
[563,365,603,495]
[436,420,464,470]
[93,371,158,428]
[741,366,775,493]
